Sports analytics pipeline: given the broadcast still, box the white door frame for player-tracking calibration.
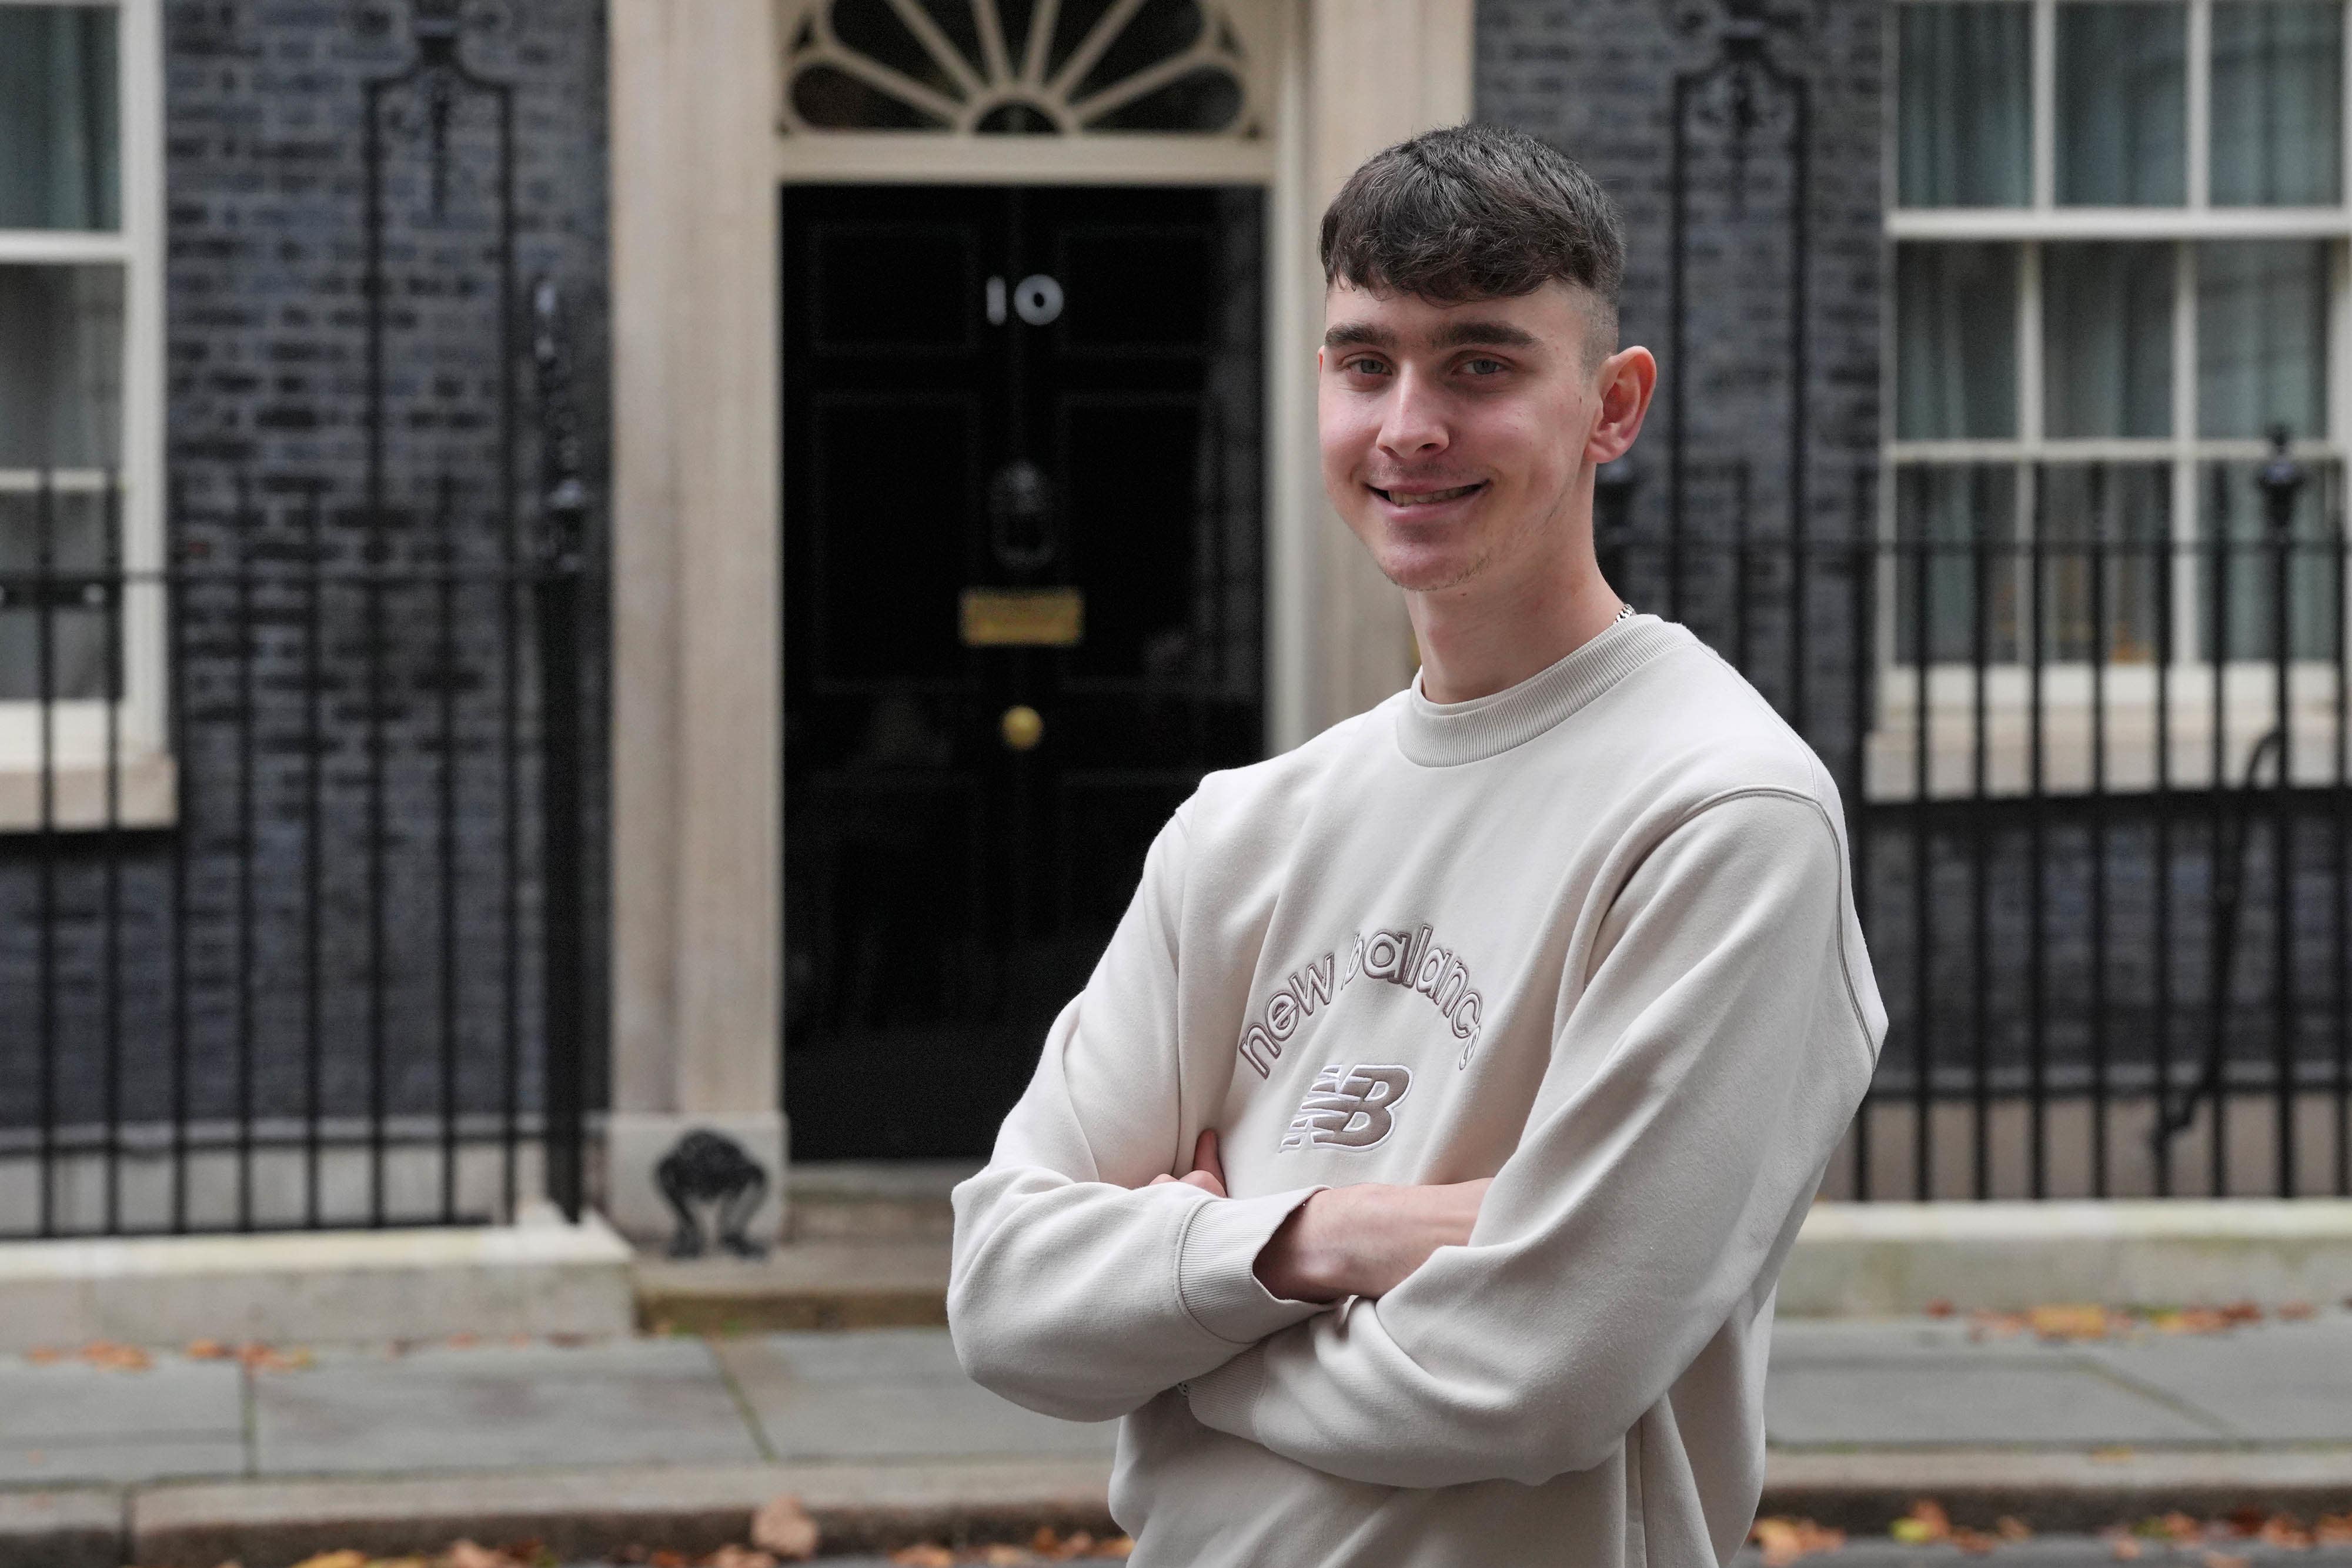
[603,0,1471,1241]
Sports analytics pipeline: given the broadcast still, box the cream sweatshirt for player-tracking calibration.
[948,615,1886,1567]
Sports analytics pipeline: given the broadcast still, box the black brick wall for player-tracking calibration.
[0,0,610,1149]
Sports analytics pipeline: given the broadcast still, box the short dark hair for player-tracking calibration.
[1320,124,1626,355]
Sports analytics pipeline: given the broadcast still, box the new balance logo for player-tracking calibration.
[1279,1064,1412,1152]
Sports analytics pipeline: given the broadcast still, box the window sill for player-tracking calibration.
[1865,704,2346,802]
[0,754,176,832]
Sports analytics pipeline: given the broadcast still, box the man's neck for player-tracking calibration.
[1409,560,1625,706]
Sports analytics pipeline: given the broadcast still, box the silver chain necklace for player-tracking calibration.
[1613,602,1636,624]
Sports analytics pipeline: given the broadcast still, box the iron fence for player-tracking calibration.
[1606,436,2352,1202]
[0,447,589,1237]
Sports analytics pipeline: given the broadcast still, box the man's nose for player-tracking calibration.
[1377,369,1449,459]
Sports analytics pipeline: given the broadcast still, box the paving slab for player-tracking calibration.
[251,1339,761,1476]
[0,1355,243,1483]
[1765,1355,2229,1446]
[0,1487,122,1568]
[2079,1318,2352,1442]
[714,1329,1116,1463]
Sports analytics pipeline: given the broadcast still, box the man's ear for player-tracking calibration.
[1585,346,1657,465]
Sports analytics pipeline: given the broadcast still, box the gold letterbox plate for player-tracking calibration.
[961,586,1084,647]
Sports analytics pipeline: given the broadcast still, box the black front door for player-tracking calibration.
[782,183,1266,1159]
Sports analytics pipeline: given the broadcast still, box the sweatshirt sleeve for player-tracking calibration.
[947,811,1327,1424]
[1181,790,1882,1487]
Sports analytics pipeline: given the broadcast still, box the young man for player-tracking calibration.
[949,125,1885,1566]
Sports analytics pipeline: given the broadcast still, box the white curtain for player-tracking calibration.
[2211,1,2343,205]
[0,265,124,469]
[1899,3,2032,206]
[2057,3,2186,205]
[2043,241,2174,437]
[0,6,119,231]
[2199,241,2329,441]
[1897,243,2018,440]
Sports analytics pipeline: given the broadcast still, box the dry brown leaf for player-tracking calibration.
[1890,1499,1952,1543]
[750,1495,820,1562]
[887,1547,954,1568]
[1997,1516,2033,1541]
[2219,1300,2264,1325]
[2106,1530,2145,1560]
[2254,1514,2313,1547]
[2028,1303,2113,1340]
[80,1340,152,1371]
[439,1541,515,1568]
[2159,1512,2205,1543]
[2091,1446,2137,1462]
[978,1547,1031,1566]
[23,1346,61,1365]
[2317,1513,2352,1543]
[2278,1300,2317,1320]
[2203,1553,2249,1568]
[1094,1542,1134,1561]
[185,1339,231,1360]
[1049,1531,1097,1560]
[289,1554,369,1568]
[1924,1298,1955,1318]
[650,1551,689,1567]
[1750,1516,1846,1565]
[703,1547,776,1568]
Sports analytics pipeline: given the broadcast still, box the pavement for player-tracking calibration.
[3,1309,2350,1565]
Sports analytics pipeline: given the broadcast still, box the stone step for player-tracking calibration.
[634,1239,950,1335]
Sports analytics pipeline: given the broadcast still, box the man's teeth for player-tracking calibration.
[1384,484,1479,506]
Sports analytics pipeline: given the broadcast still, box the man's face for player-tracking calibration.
[1318,279,1613,596]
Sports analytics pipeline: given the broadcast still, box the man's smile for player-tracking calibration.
[1370,481,1489,508]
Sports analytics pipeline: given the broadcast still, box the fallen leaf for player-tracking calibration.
[1950,1525,1999,1554]
[2278,1300,2317,1320]
[1049,1532,1096,1560]
[2111,1540,2144,1560]
[2254,1514,2313,1547]
[2091,1446,2137,1462]
[289,1554,368,1568]
[1094,1542,1134,1562]
[888,1548,954,1568]
[650,1553,689,1568]
[24,1347,61,1365]
[2318,1513,2352,1544]
[1925,1298,1956,1318]
[446,1332,480,1349]
[185,1339,230,1360]
[2219,1300,2263,1325]
[2028,1303,2113,1340]
[749,1495,819,1561]
[978,1547,1031,1566]
[2203,1554,2249,1568]
[440,1542,515,1568]
[2157,1513,2204,1543]
[79,1340,152,1371]
[703,1547,776,1568]
[1997,1516,2033,1540]
[1891,1499,1952,1543]
[1750,1516,1846,1565]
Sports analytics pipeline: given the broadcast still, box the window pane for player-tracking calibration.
[2044,242,2174,438]
[2057,3,2186,205]
[0,6,119,231]
[2211,1,2343,205]
[1899,3,2033,206]
[0,488,114,701]
[0,265,123,469]
[1896,463,2022,663]
[2037,463,2169,663]
[2199,241,2328,441]
[2198,459,2341,660]
[1897,243,2019,439]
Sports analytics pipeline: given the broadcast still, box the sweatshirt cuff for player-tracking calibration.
[1175,1186,1327,1346]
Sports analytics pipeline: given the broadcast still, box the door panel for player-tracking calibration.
[783,183,1265,1158]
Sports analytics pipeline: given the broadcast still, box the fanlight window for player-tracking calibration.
[783,0,1256,135]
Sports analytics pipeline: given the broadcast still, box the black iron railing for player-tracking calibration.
[0,457,590,1236]
[1602,437,2352,1202]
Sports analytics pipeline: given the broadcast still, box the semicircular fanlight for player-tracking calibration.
[782,0,1255,136]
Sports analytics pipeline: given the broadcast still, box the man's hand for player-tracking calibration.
[1254,1178,1492,1303]
[1148,1129,1228,1197]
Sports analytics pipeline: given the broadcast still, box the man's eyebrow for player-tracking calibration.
[1429,319,1541,351]
[1322,322,1395,350]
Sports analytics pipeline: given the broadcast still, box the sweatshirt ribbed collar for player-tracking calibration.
[1393,614,1689,767]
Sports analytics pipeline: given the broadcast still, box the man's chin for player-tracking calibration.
[1369,544,1489,595]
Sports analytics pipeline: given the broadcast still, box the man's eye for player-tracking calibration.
[1342,356,1389,376]
[1462,357,1507,376]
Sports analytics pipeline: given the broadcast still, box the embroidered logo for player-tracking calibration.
[1279,1064,1413,1151]
[1234,924,1486,1078]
